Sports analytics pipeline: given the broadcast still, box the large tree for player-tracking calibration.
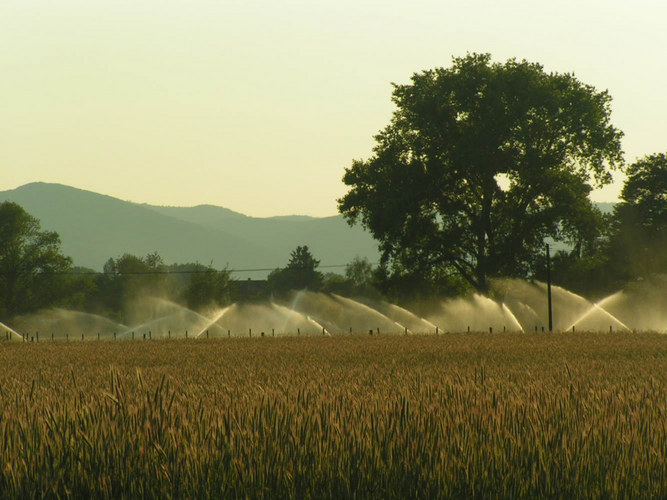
[0,202,72,319]
[338,54,624,292]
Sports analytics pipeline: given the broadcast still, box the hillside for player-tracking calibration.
[0,183,380,277]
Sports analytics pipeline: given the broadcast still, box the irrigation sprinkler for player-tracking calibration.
[36,331,39,342]
[489,327,493,333]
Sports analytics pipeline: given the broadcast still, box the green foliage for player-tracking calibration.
[344,256,374,289]
[372,262,470,305]
[0,202,72,320]
[183,263,231,310]
[550,153,666,295]
[268,245,323,293]
[321,257,382,298]
[91,252,172,321]
[607,152,666,280]
[339,53,624,293]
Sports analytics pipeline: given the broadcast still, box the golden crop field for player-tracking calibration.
[1,333,665,499]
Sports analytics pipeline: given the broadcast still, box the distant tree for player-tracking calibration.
[606,153,666,280]
[93,252,169,319]
[372,262,469,305]
[345,256,374,289]
[183,263,231,310]
[0,202,72,319]
[338,53,624,293]
[321,272,349,295]
[268,245,323,293]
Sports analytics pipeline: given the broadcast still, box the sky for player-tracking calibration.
[1,0,665,217]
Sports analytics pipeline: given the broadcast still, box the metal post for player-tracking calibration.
[546,243,553,332]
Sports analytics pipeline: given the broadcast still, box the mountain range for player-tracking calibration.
[1,183,380,278]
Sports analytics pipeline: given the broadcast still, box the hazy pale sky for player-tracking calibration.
[2,0,665,216]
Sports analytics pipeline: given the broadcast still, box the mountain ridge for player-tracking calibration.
[1,183,380,277]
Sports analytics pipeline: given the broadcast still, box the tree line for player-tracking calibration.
[0,206,376,323]
[1,53,665,322]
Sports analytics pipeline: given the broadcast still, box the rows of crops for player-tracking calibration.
[1,334,665,498]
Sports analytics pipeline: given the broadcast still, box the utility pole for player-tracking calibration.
[546,243,553,332]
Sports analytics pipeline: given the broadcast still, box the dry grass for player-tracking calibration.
[1,333,665,499]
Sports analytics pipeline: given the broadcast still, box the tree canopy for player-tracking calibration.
[607,153,666,280]
[0,202,72,319]
[268,245,323,293]
[183,263,231,310]
[338,53,624,292]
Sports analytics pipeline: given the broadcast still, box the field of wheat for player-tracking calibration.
[1,333,665,499]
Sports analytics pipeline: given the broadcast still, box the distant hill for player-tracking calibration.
[595,202,615,214]
[0,183,380,278]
